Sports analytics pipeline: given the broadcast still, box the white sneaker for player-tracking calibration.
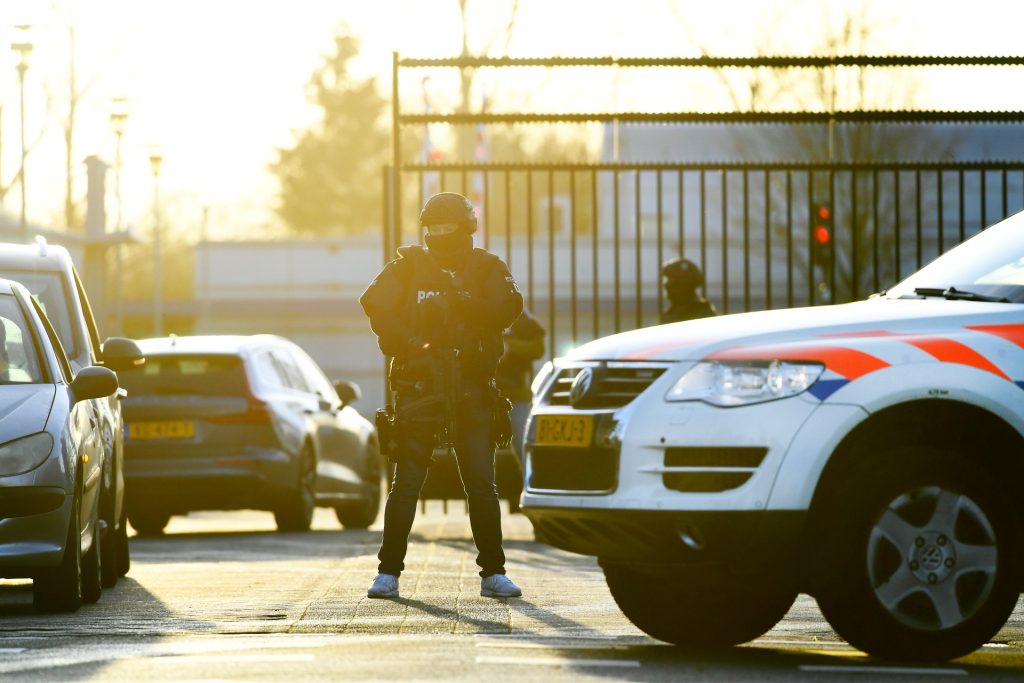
[481,574,522,598]
[367,573,399,599]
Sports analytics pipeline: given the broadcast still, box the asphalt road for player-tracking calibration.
[1,505,1022,682]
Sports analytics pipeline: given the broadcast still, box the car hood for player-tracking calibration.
[566,299,1024,363]
[0,385,56,443]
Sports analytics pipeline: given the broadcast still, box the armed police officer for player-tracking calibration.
[660,257,717,324]
[359,192,524,600]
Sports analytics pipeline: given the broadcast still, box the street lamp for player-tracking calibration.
[111,99,128,231]
[149,147,163,337]
[11,24,33,238]
[110,98,129,334]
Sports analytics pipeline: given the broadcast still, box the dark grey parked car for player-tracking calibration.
[0,279,120,612]
[119,335,383,534]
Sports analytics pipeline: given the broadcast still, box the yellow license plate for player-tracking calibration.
[129,421,196,440]
[534,414,594,448]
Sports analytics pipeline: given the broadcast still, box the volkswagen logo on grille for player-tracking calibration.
[569,367,595,407]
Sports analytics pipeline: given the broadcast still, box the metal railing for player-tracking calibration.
[386,53,1024,359]
[386,161,1024,359]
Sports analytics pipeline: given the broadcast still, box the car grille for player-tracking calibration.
[542,362,670,409]
[527,446,618,492]
[662,447,768,493]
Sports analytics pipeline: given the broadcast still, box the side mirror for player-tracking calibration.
[101,337,145,372]
[334,380,361,407]
[71,366,119,402]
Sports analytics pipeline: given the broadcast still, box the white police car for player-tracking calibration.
[523,210,1024,661]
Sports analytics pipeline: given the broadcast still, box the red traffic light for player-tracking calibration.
[817,205,831,221]
[815,225,831,244]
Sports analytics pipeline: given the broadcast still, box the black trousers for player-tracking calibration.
[377,394,506,578]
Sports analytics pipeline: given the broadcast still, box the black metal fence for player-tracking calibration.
[385,161,1024,360]
[386,54,1024,359]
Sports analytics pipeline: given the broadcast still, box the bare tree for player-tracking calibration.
[665,0,958,303]
[43,0,116,229]
[0,96,52,210]
[450,0,520,161]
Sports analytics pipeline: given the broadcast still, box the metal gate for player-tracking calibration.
[385,55,1024,359]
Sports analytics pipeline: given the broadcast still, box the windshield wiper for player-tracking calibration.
[910,287,1010,303]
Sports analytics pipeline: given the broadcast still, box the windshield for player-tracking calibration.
[118,354,250,397]
[886,211,1024,303]
[0,294,45,384]
[2,270,82,358]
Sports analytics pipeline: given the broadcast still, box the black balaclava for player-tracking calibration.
[665,283,697,306]
[425,231,473,269]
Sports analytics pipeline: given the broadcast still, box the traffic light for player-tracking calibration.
[812,203,833,270]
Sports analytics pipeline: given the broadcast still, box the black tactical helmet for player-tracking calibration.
[419,192,478,234]
[661,258,704,291]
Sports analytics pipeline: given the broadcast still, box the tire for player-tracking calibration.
[815,446,1020,662]
[81,515,102,605]
[100,487,119,588]
[335,449,384,530]
[129,511,171,536]
[274,446,316,532]
[100,524,118,587]
[33,490,84,613]
[116,505,131,576]
[603,563,796,648]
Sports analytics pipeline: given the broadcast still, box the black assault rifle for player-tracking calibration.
[434,345,461,454]
[425,269,466,454]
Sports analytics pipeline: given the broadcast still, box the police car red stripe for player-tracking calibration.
[903,336,1011,381]
[968,323,1024,348]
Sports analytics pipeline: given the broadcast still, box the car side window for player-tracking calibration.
[251,349,288,392]
[72,267,102,363]
[0,296,46,384]
[270,348,313,394]
[30,298,72,384]
[288,345,339,406]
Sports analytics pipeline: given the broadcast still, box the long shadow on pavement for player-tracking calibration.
[0,576,213,681]
[131,528,383,564]
[555,641,1024,682]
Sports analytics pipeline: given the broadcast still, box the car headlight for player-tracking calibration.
[665,361,825,407]
[530,360,556,398]
[0,432,55,477]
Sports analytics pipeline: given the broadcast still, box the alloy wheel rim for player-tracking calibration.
[867,485,998,631]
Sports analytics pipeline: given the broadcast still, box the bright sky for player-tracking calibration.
[2,0,1024,240]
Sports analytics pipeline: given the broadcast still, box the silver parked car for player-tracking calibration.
[119,335,384,534]
[0,279,120,611]
[0,240,143,588]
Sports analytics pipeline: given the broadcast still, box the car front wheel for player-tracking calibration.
[116,505,131,576]
[602,562,796,649]
[129,511,171,536]
[275,446,316,532]
[815,447,1020,661]
[335,447,384,530]
[33,490,84,613]
[100,487,119,588]
[81,513,102,604]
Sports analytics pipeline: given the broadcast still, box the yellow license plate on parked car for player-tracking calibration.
[129,421,195,440]
[534,414,594,448]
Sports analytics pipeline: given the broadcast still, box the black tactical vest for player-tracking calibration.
[394,246,504,384]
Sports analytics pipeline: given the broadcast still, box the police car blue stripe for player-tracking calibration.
[809,379,849,401]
